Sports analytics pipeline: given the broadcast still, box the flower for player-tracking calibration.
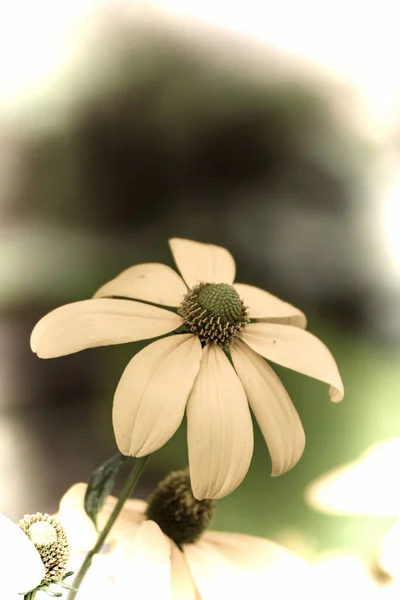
[56,475,313,600]
[18,513,70,583]
[31,238,344,499]
[313,553,400,600]
[0,511,45,596]
[306,438,400,517]
[306,438,400,581]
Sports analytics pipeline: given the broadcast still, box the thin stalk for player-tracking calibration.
[66,455,150,600]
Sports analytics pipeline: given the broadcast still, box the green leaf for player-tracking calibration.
[84,453,127,530]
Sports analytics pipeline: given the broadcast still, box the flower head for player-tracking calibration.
[18,512,70,583]
[57,477,312,600]
[31,238,344,499]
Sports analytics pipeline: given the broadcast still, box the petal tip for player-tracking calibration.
[329,385,344,403]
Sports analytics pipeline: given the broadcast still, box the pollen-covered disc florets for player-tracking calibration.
[145,470,216,546]
[18,513,70,583]
[178,282,249,346]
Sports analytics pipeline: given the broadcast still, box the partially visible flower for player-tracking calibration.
[313,553,399,600]
[306,438,400,581]
[57,474,312,600]
[306,438,400,517]
[18,513,70,583]
[31,238,344,499]
[0,511,45,596]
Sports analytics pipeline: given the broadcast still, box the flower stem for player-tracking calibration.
[66,455,151,600]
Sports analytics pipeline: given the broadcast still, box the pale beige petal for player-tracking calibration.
[113,334,202,457]
[306,438,400,516]
[242,323,344,402]
[184,538,243,600]
[0,513,46,594]
[169,238,236,288]
[233,283,307,328]
[170,542,197,600]
[56,483,145,551]
[30,298,183,358]
[187,344,253,500]
[231,341,305,476]
[55,483,98,550]
[114,521,171,600]
[202,531,313,600]
[100,495,147,527]
[380,518,400,577]
[98,497,146,544]
[94,263,188,307]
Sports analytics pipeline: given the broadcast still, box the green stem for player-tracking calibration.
[66,455,150,600]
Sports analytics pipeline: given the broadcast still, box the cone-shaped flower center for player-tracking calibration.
[145,470,216,546]
[29,521,58,546]
[18,513,70,583]
[178,282,249,346]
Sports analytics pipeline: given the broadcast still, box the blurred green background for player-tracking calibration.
[0,3,399,568]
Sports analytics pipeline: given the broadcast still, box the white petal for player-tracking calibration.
[114,521,171,600]
[94,263,188,307]
[184,539,242,600]
[231,341,305,476]
[306,438,400,516]
[55,483,98,551]
[31,298,183,358]
[99,496,147,538]
[170,542,197,600]
[380,518,400,578]
[187,344,253,500]
[242,323,344,402]
[233,283,307,328]
[0,513,45,594]
[113,334,202,456]
[56,483,146,551]
[169,238,236,288]
[202,531,313,600]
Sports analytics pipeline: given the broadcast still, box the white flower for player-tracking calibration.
[306,438,400,580]
[313,553,400,600]
[0,512,45,596]
[306,438,400,517]
[56,483,313,600]
[31,238,344,499]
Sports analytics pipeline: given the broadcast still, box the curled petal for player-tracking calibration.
[187,344,253,500]
[0,513,46,594]
[113,334,202,456]
[231,341,305,476]
[169,238,236,288]
[31,299,183,358]
[233,283,307,328]
[242,323,344,402]
[94,263,187,307]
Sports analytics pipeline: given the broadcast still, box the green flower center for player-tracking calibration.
[145,470,216,546]
[178,282,249,347]
[18,513,70,583]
